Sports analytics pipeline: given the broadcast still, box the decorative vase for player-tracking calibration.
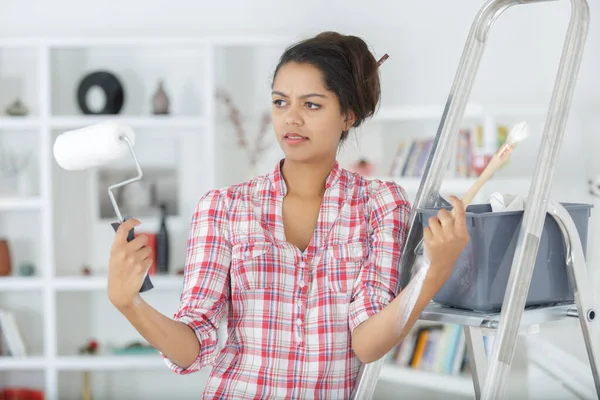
[152,80,170,115]
[0,239,12,276]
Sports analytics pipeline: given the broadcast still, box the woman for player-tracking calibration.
[107,31,469,399]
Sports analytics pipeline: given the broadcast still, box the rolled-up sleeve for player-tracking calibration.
[162,189,232,374]
[348,181,410,333]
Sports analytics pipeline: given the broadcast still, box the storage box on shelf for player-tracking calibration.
[0,35,547,399]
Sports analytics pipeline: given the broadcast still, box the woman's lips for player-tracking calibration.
[284,133,308,145]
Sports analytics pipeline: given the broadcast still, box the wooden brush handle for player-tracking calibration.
[461,154,505,206]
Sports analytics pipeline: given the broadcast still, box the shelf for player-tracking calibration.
[0,356,46,370]
[56,354,165,370]
[0,36,293,49]
[373,176,533,194]
[372,176,477,193]
[373,103,548,122]
[0,117,41,130]
[0,277,44,291]
[0,35,557,398]
[374,104,484,121]
[379,364,473,397]
[0,197,42,211]
[50,116,206,130]
[53,275,184,291]
[401,177,475,193]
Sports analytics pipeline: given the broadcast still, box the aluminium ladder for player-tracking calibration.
[350,0,598,399]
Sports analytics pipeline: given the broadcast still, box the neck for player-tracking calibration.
[281,158,336,197]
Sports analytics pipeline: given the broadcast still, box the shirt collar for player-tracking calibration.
[269,158,343,196]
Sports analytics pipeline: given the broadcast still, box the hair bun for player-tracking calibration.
[326,32,381,127]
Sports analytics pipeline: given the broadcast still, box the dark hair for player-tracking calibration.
[272,31,382,142]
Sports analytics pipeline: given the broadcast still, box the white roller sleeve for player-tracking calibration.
[53,121,136,171]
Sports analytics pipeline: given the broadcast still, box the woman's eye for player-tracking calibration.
[272,99,286,107]
[306,102,320,110]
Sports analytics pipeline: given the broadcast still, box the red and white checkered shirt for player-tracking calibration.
[162,160,410,399]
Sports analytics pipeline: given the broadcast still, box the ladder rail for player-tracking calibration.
[548,200,600,395]
[351,0,519,397]
[480,1,589,398]
[350,0,590,398]
[349,0,490,394]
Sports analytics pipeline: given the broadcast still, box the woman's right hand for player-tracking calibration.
[107,218,153,310]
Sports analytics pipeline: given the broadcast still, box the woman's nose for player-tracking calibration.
[285,108,303,126]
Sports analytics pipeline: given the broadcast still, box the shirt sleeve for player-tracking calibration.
[348,180,411,333]
[162,188,232,374]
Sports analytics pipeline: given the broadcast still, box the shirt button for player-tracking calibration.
[244,251,250,257]
[296,318,302,326]
[298,280,305,287]
[299,261,306,268]
[297,300,302,306]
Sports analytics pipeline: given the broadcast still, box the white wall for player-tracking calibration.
[1,0,599,397]
[0,0,598,104]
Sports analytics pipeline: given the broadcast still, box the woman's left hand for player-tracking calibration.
[422,195,470,288]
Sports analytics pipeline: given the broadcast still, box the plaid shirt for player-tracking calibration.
[162,160,410,399]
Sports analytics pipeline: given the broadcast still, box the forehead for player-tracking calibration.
[272,62,328,94]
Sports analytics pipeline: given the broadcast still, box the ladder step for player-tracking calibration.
[420,302,576,328]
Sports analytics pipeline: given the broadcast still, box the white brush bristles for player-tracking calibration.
[506,120,529,147]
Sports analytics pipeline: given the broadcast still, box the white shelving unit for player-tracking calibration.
[0,36,547,399]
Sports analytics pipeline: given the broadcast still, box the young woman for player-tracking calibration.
[107,31,469,399]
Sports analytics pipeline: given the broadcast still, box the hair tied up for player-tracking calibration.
[377,53,389,68]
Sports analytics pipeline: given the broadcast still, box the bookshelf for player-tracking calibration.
[0,35,546,399]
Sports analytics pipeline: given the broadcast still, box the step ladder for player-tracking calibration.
[350,0,597,399]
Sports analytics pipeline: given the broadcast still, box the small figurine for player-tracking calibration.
[5,98,28,116]
[18,262,35,276]
[79,339,98,355]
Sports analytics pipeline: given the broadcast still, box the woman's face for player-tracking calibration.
[271,62,354,164]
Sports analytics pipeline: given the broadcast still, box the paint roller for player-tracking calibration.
[53,121,154,292]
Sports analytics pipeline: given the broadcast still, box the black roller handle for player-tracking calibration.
[111,216,154,293]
